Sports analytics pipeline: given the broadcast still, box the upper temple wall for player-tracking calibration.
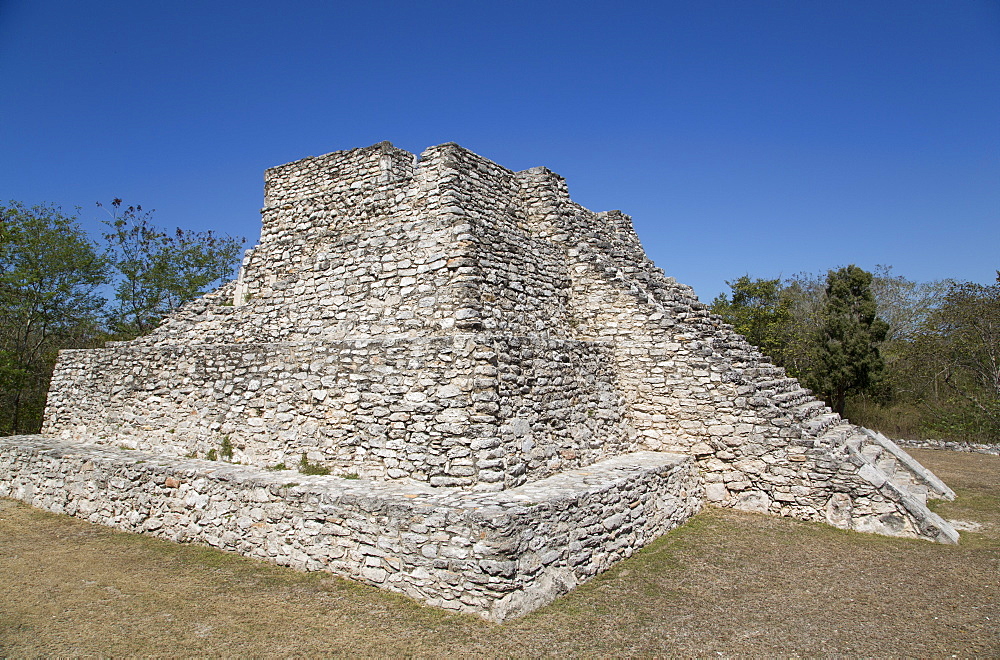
[419,143,576,336]
[132,142,636,345]
[263,142,416,212]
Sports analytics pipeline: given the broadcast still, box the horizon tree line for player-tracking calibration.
[710,265,1000,443]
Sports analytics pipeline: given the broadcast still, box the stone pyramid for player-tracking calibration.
[1,142,957,621]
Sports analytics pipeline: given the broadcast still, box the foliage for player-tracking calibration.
[100,199,244,339]
[869,265,953,342]
[864,266,953,405]
[710,276,792,361]
[709,264,998,441]
[808,265,889,415]
[0,202,108,434]
[842,395,925,440]
[771,272,825,381]
[907,280,1000,441]
[0,198,243,436]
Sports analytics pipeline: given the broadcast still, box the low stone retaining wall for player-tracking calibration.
[896,438,1000,457]
[0,435,701,622]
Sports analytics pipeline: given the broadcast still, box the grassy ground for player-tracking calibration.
[1,448,997,656]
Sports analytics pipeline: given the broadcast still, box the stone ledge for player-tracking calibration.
[0,435,702,621]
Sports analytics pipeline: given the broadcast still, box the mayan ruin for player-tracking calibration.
[0,141,960,621]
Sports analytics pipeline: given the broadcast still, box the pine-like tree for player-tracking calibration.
[809,265,889,415]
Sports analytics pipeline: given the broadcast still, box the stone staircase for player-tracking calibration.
[846,427,956,503]
[523,162,959,544]
[803,420,955,504]
[815,422,959,543]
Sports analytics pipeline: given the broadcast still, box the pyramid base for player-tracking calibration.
[0,435,701,621]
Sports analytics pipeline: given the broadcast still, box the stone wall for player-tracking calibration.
[493,336,636,488]
[44,334,633,490]
[897,438,1000,456]
[45,337,491,483]
[433,145,574,337]
[0,435,701,622]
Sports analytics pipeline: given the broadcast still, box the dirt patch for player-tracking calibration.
[1,450,997,655]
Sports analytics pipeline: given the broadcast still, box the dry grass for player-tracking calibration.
[1,449,997,656]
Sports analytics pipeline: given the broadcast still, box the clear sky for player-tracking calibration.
[2,0,997,301]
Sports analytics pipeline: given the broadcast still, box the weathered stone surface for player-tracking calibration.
[0,436,700,622]
[0,141,960,619]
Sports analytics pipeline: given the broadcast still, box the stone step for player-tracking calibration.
[793,400,832,422]
[849,428,943,504]
[755,377,800,393]
[876,456,898,476]
[819,423,856,447]
[844,432,866,450]
[772,389,812,406]
[889,472,916,491]
[860,428,957,501]
[801,412,841,434]
[862,444,885,463]
[901,482,929,505]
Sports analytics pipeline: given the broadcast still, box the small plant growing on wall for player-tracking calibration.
[220,435,233,459]
[298,452,330,475]
[206,448,218,461]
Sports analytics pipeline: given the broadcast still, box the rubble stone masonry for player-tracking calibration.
[1,142,958,620]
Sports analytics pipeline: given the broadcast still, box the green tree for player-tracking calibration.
[870,264,953,343]
[909,279,1000,441]
[809,265,889,415]
[862,265,954,409]
[710,276,792,361]
[0,202,108,434]
[777,272,826,381]
[100,199,244,338]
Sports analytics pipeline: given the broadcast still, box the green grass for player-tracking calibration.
[0,450,997,656]
[298,453,330,476]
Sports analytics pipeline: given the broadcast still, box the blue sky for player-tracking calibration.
[2,0,997,301]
